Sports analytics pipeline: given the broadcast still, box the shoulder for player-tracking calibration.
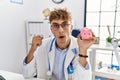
[42,37,53,43]
[71,36,78,45]
[68,36,78,50]
[40,37,55,48]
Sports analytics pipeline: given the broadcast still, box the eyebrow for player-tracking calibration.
[52,21,71,24]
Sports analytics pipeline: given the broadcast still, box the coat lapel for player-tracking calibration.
[64,49,75,80]
[64,36,78,70]
[64,49,75,69]
[64,37,78,80]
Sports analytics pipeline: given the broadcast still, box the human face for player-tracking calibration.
[50,20,73,47]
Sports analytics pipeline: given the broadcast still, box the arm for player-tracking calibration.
[72,32,95,80]
[23,35,43,78]
[77,31,95,67]
[26,35,43,64]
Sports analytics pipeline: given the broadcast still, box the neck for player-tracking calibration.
[56,39,71,50]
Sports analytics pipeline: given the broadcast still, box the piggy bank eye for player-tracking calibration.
[84,33,86,35]
[88,33,90,35]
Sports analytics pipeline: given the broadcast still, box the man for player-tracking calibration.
[23,8,95,80]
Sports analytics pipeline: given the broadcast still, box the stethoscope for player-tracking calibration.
[46,38,78,78]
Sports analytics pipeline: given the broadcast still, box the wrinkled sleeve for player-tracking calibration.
[22,56,37,78]
[22,49,38,78]
[72,57,92,80]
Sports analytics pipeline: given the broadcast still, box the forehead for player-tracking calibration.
[51,19,71,24]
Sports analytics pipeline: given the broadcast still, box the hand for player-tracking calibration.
[31,35,43,51]
[77,31,95,55]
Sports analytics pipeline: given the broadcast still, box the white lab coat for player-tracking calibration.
[23,36,91,80]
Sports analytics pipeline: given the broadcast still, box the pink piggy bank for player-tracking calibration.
[81,27,92,40]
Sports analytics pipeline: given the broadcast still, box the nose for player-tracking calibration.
[58,26,64,32]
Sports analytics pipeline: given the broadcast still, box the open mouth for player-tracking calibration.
[59,36,65,39]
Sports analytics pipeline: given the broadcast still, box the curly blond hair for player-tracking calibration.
[49,8,72,23]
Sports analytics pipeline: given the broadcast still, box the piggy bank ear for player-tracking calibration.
[81,30,84,35]
[82,27,87,31]
[88,29,92,32]
[81,28,85,33]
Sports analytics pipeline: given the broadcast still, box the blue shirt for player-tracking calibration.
[50,47,90,80]
[50,47,68,80]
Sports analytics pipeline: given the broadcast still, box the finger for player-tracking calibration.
[36,42,41,46]
[35,35,44,40]
[77,33,82,41]
[91,31,95,37]
[90,36,95,40]
[90,37,96,44]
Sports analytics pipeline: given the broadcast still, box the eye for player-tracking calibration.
[52,24,59,28]
[88,33,91,35]
[62,23,70,27]
[62,24,67,27]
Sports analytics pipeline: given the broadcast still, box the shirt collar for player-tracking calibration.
[56,47,68,54]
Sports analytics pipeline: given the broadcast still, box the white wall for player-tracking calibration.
[35,0,85,29]
[0,0,85,73]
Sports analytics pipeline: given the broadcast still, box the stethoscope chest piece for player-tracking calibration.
[46,71,52,80]
[47,71,52,76]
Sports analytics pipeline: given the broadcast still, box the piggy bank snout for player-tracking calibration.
[82,33,91,39]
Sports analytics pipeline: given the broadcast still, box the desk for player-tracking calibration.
[0,70,44,80]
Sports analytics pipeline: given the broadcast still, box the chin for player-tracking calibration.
[58,39,66,43]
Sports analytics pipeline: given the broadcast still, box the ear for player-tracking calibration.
[50,27,54,34]
[81,29,85,34]
[70,25,73,32]
[82,27,87,30]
